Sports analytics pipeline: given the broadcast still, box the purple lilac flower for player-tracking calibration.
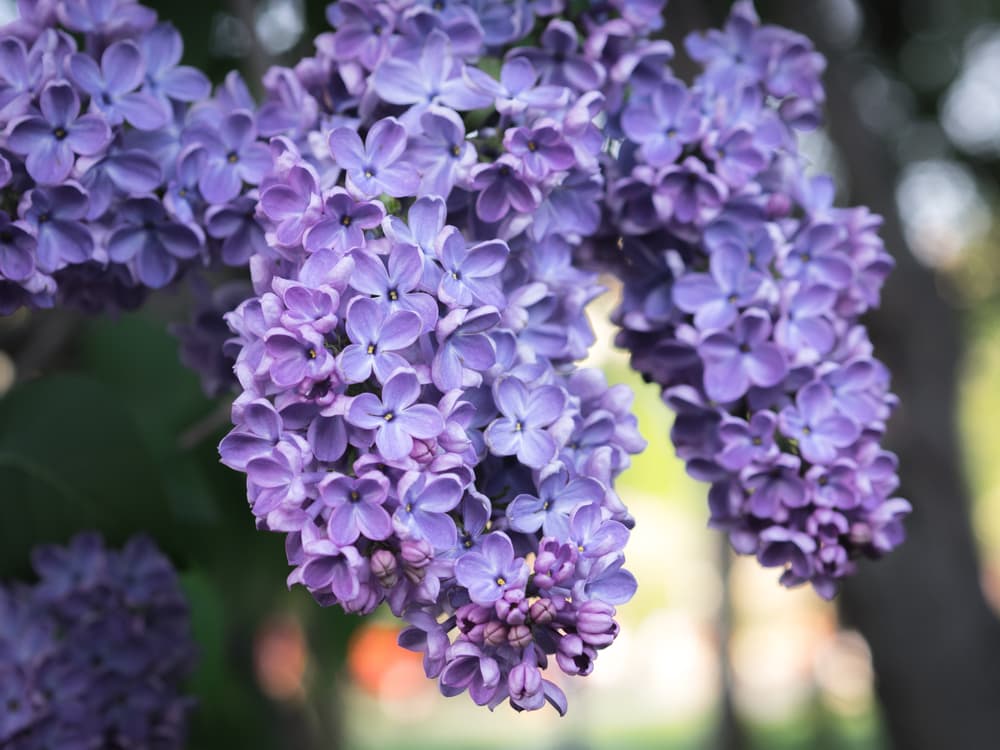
[596,1,906,599]
[7,82,111,185]
[0,533,195,748]
[0,0,252,311]
[107,197,202,288]
[68,40,166,129]
[328,117,418,199]
[215,0,649,718]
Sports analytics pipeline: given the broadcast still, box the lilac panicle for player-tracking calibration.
[218,0,648,717]
[586,0,908,599]
[0,533,196,748]
[0,0,267,312]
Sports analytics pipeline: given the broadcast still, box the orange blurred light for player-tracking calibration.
[347,621,426,700]
[254,615,308,701]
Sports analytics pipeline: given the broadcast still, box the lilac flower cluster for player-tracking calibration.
[0,0,267,313]
[0,533,195,748]
[583,1,909,598]
[219,0,649,714]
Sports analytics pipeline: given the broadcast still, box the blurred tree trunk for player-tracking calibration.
[761,3,1000,748]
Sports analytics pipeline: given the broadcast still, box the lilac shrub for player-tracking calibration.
[0,533,195,748]
[0,0,265,313]
[218,0,649,714]
[583,1,909,598]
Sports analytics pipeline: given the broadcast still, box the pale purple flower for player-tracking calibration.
[507,467,604,537]
[411,107,476,199]
[140,23,212,106]
[347,369,445,461]
[328,117,418,199]
[431,306,499,392]
[303,189,385,254]
[338,296,422,383]
[350,245,439,329]
[319,472,392,546]
[484,377,565,469]
[436,228,508,308]
[454,532,529,605]
[393,471,464,549]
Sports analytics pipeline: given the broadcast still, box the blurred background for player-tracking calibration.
[2,0,1000,748]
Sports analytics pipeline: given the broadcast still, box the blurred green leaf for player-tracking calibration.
[0,373,176,575]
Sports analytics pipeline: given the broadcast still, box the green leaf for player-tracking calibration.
[0,373,178,575]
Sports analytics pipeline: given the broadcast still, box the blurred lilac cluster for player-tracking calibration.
[218,0,653,714]
[584,0,909,598]
[0,0,267,313]
[0,533,195,748]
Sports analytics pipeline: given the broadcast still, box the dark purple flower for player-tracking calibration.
[673,244,764,330]
[205,194,269,266]
[140,23,212,106]
[69,40,166,129]
[510,19,605,91]
[187,110,271,204]
[347,369,445,461]
[622,79,704,166]
[757,525,815,579]
[328,117,418,199]
[7,82,111,185]
[22,184,94,273]
[454,532,529,605]
[717,405,775,462]
[439,641,502,705]
[107,197,202,288]
[504,123,576,179]
[700,309,788,403]
[0,212,36,282]
[779,381,861,465]
[485,377,565,469]
[470,155,541,223]
[652,156,728,225]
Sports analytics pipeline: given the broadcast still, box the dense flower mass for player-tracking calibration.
[218,0,650,714]
[582,0,909,598]
[0,533,196,748]
[0,0,264,313]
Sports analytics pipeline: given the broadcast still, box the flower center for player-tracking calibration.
[388,289,398,301]
[341,215,352,226]
[227,151,239,164]
[367,344,376,354]
[451,144,462,157]
[514,421,523,432]
[52,127,67,140]
[384,412,395,422]
[527,140,537,152]
[307,348,317,359]
[496,577,506,586]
